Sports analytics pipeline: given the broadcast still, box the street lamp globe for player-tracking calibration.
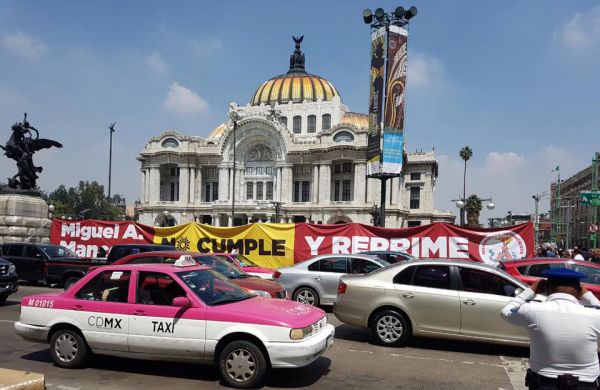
[48,204,55,212]
[456,200,465,209]
[487,202,495,210]
[163,210,169,216]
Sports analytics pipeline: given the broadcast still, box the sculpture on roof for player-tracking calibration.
[289,35,305,73]
[0,113,63,190]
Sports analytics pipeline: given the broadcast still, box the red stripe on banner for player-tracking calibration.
[293,222,534,265]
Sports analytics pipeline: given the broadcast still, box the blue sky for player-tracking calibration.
[1,0,599,222]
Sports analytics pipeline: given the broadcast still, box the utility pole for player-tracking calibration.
[532,191,548,248]
[107,122,116,200]
[592,155,598,249]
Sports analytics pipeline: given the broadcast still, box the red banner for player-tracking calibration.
[50,220,154,257]
[293,222,534,265]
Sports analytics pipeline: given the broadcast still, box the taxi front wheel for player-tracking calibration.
[218,340,267,389]
[49,329,89,368]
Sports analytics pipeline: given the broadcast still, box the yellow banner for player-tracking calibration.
[152,222,295,268]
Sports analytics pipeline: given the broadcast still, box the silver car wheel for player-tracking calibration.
[376,315,404,343]
[54,333,79,363]
[225,348,256,383]
[296,289,316,305]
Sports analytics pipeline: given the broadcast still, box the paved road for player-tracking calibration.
[0,284,530,389]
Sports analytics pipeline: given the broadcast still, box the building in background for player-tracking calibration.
[550,152,600,249]
[137,40,453,227]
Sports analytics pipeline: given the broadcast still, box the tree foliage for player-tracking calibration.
[459,146,473,162]
[47,181,125,220]
[464,194,482,227]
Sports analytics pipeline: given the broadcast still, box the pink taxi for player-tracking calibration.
[14,257,334,389]
[215,252,275,280]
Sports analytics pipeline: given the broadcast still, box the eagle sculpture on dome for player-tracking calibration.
[289,35,305,73]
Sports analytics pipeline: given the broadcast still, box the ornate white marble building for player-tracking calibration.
[137,40,453,227]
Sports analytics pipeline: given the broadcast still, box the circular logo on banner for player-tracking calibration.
[479,231,527,265]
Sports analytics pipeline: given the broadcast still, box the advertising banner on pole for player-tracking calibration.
[381,25,408,175]
[51,220,534,267]
[366,27,386,176]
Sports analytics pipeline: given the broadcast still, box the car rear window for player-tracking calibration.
[527,263,566,277]
[516,266,528,275]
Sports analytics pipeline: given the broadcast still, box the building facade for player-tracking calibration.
[137,40,453,227]
[550,152,599,249]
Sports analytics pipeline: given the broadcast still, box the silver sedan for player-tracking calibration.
[334,259,531,347]
[274,254,389,306]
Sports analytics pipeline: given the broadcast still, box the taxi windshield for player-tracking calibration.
[234,254,258,267]
[195,255,250,279]
[177,269,252,306]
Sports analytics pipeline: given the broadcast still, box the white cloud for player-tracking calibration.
[407,53,444,89]
[145,51,168,74]
[483,152,525,175]
[2,31,47,60]
[163,82,208,114]
[559,5,600,51]
[194,37,223,55]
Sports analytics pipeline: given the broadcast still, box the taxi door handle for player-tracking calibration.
[402,293,414,298]
[463,299,476,306]
[72,305,84,311]
[133,309,146,316]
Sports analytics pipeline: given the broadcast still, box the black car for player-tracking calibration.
[0,253,18,303]
[106,244,176,264]
[359,250,415,264]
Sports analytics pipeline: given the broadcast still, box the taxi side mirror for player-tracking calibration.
[172,296,192,308]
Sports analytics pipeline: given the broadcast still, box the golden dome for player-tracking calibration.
[251,36,341,106]
[341,112,369,129]
[208,122,227,138]
[251,73,340,106]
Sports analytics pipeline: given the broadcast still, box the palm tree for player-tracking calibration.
[464,194,482,227]
[459,146,473,225]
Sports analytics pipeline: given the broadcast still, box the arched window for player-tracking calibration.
[333,131,355,143]
[161,138,179,148]
[322,114,331,130]
[293,116,302,134]
[307,115,316,133]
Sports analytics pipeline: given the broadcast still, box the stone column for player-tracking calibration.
[218,167,229,201]
[140,169,146,204]
[318,162,331,203]
[149,167,160,203]
[189,167,196,204]
[277,167,283,202]
[179,166,189,204]
[354,161,366,204]
[281,165,293,204]
[312,164,319,204]
[196,167,202,203]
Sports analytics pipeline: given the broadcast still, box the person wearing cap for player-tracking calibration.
[501,268,600,389]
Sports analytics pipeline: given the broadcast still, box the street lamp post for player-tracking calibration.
[532,191,548,248]
[228,106,242,227]
[451,196,495,225]
[362,5,417,228]
[107,122,116,201]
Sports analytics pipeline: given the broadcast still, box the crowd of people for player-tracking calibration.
[535,244,600,262]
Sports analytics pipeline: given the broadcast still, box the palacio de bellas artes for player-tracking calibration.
[137,38,453,228]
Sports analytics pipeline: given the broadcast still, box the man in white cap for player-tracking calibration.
[501,268,600,389]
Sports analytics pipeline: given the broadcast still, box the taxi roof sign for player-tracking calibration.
[173,255,196,267]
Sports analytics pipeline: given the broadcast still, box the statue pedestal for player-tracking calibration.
[0,194,50,244]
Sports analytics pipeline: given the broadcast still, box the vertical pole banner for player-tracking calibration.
[366,27,386,176]
[382,25,408,175]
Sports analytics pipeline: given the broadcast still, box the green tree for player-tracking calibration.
[464,194,482,227]
[459,146,473,225]
[47,181,125,220]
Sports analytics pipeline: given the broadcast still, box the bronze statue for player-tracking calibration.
[0,113,62,190]
[289,35,305,72]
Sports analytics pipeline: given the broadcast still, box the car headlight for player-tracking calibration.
[8,264,16,274]
[250,289,271,298]
[290,325,313,340]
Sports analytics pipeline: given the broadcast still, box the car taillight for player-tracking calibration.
[338,282,347,294]
[273,271,281,279]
